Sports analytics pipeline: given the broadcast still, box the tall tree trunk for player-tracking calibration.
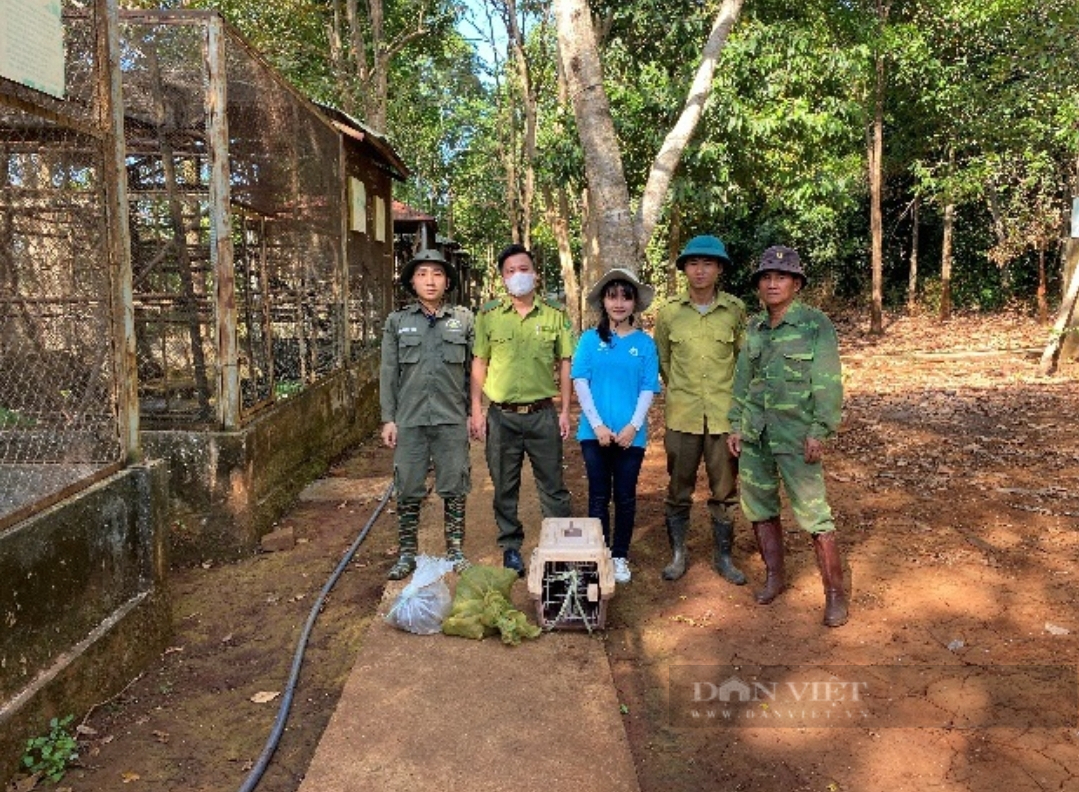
[364,0,386,130]
[1040,240,1079,374]
[337,0,434,132]
[667,201,682,296]
[506,0,536,248]
[554,0,743,274]
[1037,241,1048,323]
[940,200,954,320]
[634,0,743,251]
[907,196,919,312]
[868,51,884,334]
[544,185,581,331]
[553,0,637,271]
[1057,159,1079,362]
[580,187,603,300]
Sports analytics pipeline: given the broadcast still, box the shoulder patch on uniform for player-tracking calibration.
[541,297,566,311]
[718,291,746,310]
[479,299,502,313]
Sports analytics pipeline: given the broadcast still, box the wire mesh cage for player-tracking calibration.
[119,11,351,427]
[527,518,616,632]
[0,1,127,527]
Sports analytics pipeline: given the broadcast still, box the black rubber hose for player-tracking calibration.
[237,480,394,792]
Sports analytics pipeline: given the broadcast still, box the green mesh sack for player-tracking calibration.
[442,565,541,645]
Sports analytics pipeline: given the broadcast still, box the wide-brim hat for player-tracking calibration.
[400,248,458,295]
[675,234,732,270]
[586,268,655,312]
[751,245,808,285]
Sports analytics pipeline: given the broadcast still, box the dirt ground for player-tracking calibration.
[11,310,1079,792]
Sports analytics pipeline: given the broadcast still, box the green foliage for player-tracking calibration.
[274,380,304,398]
[127,0,1079,316]
[0,406,34,428]
[22,715,79,783]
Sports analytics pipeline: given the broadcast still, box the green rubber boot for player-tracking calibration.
[388,499,421,580]
[444,495,470,573]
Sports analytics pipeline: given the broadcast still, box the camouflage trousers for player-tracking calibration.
[737,439,835,535]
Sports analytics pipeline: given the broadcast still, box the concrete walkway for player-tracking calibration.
[297,440,641,792]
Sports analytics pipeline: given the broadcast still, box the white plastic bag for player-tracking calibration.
[385,555,456,635]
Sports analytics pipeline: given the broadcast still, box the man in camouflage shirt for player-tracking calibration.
[727,245,848,627]
[380,249,474,579]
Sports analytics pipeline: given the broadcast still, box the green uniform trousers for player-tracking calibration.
[664,426,738,524]
[393,423,471,501]
[485,405,572,549]
[737,436,835,535]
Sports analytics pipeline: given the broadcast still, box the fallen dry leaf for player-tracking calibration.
[250,690,280,704]
[9,771,42,792]
[121,771,141,783]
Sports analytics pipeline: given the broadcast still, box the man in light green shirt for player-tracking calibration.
[470,244,575,575]
[654,235,747,584]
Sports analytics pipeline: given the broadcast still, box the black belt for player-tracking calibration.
[491,398,554,414]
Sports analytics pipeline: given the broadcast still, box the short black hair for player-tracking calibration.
[496,243,534,271]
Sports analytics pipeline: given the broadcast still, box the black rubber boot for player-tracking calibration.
[712,518,746,585]
[662,516,689,581]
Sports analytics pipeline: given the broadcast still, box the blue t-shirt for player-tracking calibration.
[571,327,662,448]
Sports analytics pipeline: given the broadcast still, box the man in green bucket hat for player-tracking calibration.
[654,235,747,585]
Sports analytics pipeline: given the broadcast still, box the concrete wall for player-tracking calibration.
[0,462,171,783]
[1,354,380,780]
[143,353,381,565]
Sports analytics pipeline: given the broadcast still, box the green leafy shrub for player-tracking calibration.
[22,715,79,783]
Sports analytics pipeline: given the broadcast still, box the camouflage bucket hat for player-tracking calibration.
[400,248,458,294]
[752,245,807,285]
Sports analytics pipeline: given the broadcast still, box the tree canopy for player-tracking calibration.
[128,0,1079,325]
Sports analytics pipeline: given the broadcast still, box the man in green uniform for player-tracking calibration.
[654,235,747,585]
[469,244,575,576]
[380,249,474,579]
[727,245,848,627]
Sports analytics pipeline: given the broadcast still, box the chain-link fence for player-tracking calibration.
[0,2,126,528]
[121,11,351,427]
[2,7,400,527]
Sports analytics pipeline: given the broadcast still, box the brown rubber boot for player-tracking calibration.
[812,530,849,627]
[752,518,785,604]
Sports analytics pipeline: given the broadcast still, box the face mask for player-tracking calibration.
[504,271,536,297]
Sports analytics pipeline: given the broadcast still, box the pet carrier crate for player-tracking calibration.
[527,518,615,631]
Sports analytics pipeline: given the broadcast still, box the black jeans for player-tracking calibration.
[580,440,645,559]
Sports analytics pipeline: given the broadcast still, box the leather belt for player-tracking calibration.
[491,398,554,414]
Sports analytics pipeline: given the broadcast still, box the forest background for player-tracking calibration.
[122,0,1079,358]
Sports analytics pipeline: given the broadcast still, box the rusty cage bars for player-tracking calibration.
[0,0,135,530]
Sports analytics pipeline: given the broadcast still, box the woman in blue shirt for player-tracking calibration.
[572,268,661,583]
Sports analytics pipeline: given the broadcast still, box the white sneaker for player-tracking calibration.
[613,557,631,584]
